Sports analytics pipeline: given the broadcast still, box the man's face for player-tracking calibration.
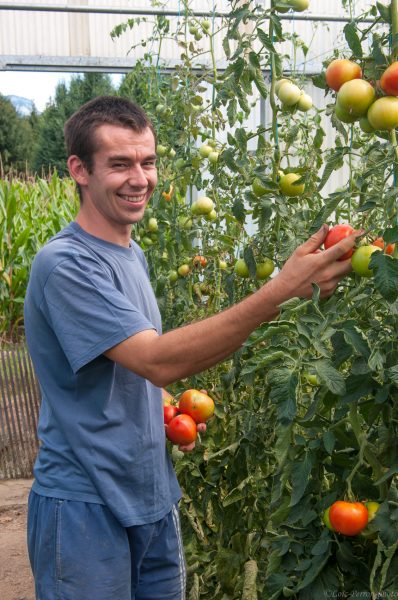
[81,124,158,226]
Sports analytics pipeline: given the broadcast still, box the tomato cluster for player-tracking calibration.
[326,57,398,131]
[324,224,395,277]
[163,389,215,446]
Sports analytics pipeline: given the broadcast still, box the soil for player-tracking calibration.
[0,479,35,600]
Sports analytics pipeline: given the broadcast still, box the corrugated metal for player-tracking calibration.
[0,0,377,62]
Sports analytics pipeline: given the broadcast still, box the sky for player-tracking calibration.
[0,71,74,111]
[0,71,123,112]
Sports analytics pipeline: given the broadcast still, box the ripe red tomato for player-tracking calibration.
[163,404,179,425]
[329,501,369,536]
[380,61,398,96]
[179,389,215,423]
[166,414,197,445]
[372,237,395,255]
[325,59,362,92]
[324,224,355,260]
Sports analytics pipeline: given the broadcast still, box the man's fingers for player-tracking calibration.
[296,224,329,255]
[323,231,363,262]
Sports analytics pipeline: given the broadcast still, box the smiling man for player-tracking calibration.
[24,96,362,600]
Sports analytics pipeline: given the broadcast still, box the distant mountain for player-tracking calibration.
[6,95,35,116]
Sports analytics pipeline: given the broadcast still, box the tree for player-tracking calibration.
[0,95,36,173]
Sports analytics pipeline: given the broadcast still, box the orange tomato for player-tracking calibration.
[178,389,215,423]
[192,255,208,267]
[372,237,395,255]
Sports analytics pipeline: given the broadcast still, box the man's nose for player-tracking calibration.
[127,166,148,187]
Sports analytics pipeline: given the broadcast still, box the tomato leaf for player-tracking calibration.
[371,252,398,302]
[343,22,363,58]
[377,1,391,23]
[289,452,313,507]
[268,368,298,423]
[340,320,370,359]
[323,430,336,455]
[314,360,346,396]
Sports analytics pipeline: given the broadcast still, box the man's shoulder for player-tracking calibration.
[34,223,94,269]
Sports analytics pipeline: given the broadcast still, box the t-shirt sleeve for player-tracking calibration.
[41,254,156,373]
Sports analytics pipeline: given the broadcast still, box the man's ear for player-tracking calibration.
[67,155,89,186]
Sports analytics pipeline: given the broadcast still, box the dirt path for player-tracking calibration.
[0,479,35,600]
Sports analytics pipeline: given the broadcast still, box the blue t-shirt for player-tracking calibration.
[24,222,181,526]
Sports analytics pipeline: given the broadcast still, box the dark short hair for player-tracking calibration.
[64,95,156,173]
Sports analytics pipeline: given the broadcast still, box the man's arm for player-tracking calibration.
[105,225,361,387]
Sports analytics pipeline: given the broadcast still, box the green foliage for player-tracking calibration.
[0,95,38,173]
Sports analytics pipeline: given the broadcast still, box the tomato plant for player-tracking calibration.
[329,501,369,536]
[178,389,215,423]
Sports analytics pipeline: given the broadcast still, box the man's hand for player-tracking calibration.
[269,224,364,303]
[178,422,206,452]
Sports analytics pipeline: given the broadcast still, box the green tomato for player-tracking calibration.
[175,158,186,170]
[279,173,305,197]
[178,264,191,277]
[199,144,213,158]
[202,19,211,31]
[168,270,178,283]
[208,151,219,164]
[255,259,275,280]
[351,245,380,277]
[142,236,153,247]
[219,259,228,270]
[359,116,375,134]
[234,259,250,278]
[191,196,214,215]
[304,372,319,386]
[178,215,193,230]
[335,101,357,124]
[297,92,313,112]
[322,507,334,531]
[147,217,159,233]
[204,209,217,221]
[156,144,168,156]
[337,79,375,118]
[365,501,380,522]
[277,82,302,107]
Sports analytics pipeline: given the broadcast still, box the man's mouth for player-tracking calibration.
[118,193,147,204]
